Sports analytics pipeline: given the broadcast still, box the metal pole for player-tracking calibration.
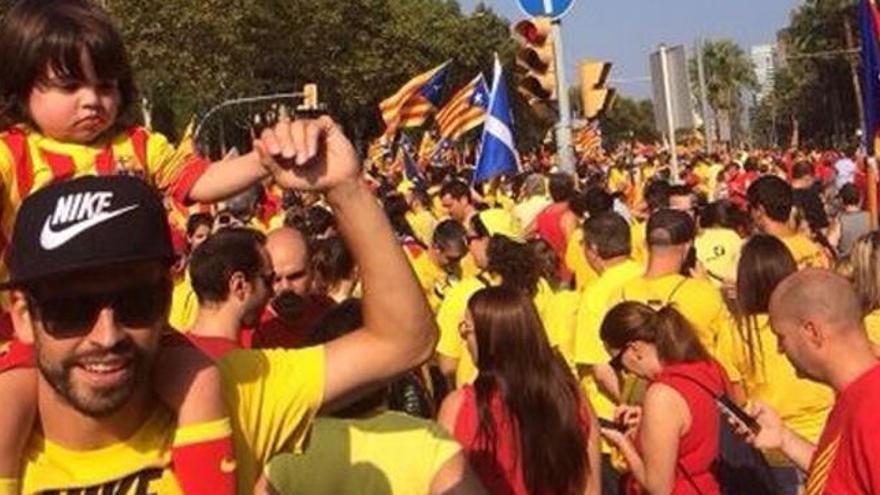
[551,20,576,175]
[659,44,680,183]
[695,39,714,153]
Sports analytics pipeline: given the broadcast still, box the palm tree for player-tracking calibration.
[693,39,758,146]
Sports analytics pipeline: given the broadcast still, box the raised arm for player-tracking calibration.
[256,116,437,408]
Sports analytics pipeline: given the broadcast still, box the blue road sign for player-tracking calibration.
[515,0,576,19]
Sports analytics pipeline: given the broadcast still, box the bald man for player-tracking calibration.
[252,226,334,349]
[266,226,312,296]
[743,269,880,495]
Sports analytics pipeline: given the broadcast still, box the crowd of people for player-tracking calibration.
[0,0,879,494]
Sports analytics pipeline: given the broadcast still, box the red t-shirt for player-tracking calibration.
[803,363,880,495]
[250,295,335,349]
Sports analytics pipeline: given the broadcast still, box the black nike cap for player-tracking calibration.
[1,175,174,289]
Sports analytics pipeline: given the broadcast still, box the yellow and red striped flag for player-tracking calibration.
[435,74,489,141]
[380,61,451,136]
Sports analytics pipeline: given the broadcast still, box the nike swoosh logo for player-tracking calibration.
[40,205,139,250]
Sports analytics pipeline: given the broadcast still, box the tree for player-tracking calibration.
[690,39,758,146]
[599,95,658,149]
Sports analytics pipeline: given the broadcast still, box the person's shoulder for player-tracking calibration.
[437,387,469,431]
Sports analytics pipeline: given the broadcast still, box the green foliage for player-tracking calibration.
[689,38,757,145]
[752,0,860,149]
[599,95,658,148]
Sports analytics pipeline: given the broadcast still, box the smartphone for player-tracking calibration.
[598,417,627,433]
[716,395,761,434]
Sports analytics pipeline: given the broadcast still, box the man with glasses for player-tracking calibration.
[5,116,438,493]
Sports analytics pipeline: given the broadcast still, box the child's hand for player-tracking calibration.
[254,116,361,193]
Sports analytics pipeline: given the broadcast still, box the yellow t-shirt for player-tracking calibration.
[864,309,880,344]
[565,229,599,292]
[779,233,830,270]
[406,209,436,247]
[715,314,833,452]
[629,220,648,266]
[694,228,742,286]
[22,347,326,494]
[543,288,580,367]
[574,259,644,419]
[613,273,731,352]
[436,277,554,386]
[168,272,198,332]
[265,412,461,494]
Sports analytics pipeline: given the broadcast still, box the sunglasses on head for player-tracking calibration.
[26,278,171,337]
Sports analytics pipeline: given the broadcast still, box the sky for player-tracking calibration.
[458,0,801,99]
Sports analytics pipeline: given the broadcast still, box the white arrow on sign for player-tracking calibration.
[543,0,554,14]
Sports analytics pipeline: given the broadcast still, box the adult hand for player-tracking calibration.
[728,400,785,450]
[254,115,360,192]
[614,404,642,434]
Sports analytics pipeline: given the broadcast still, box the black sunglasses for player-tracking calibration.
[608,345,628,372]
[27,278,171,337]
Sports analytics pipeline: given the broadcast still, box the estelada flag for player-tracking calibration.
[435,73,489,141]
[380,61,451,137]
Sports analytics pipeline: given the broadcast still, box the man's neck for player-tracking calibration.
[824,340,879,393]
[190,305,243,341]
[37,375,155,450]
[644,251,681,278]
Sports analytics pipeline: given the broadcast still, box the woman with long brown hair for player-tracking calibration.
[599,302,725,495]
[717,234,832,494]
[438,286,600,495]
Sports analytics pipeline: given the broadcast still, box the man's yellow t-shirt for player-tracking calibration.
[629,220,648,266]
[436,277,554,386]
[406,209,436,247]
[779,233,830,269]
[612,273,731,352]
[169,272,198,332]
[22,347,325,494]
[265,412,461,494]
[574,259,643,419]
[564,229,599,292]
[715,314,833,453]
[543,288,580,367]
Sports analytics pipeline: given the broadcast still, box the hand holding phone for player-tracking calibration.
[598,417,627,433]
[717,394,761,434]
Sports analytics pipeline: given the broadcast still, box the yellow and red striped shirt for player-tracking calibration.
[0,125,209,279]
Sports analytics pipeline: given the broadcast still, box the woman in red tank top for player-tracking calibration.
[438,286,601,495]
[599,302,726,495]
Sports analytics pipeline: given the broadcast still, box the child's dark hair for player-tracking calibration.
[0,0,138,131]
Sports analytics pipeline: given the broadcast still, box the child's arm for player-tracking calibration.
[187,152,268,204]
[153,344,235,495]
[0,367,36,495]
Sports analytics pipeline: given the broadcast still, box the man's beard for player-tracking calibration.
[35,338,151,418]
[271,290,307,322]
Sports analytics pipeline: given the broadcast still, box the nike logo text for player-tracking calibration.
[40,196,138,250]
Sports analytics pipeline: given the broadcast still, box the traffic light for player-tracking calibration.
[512,17,556,107]
[579,60,615,120]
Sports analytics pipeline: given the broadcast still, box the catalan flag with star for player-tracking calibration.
[380,61,451,137]
[435,74,490,141]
